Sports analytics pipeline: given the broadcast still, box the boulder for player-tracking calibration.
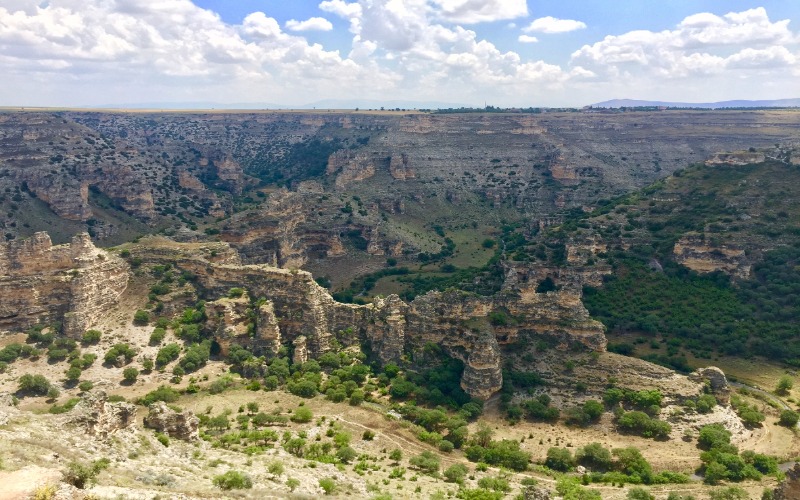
[143,402,199,441]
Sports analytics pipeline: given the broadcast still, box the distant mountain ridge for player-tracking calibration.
[592,98,800,109]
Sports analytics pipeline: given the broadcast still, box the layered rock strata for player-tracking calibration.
[143,240,606,400]
[0,232,129,336]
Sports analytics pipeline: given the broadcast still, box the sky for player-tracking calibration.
[0,0,798,108]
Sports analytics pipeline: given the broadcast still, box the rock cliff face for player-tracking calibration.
[144,402,200,441]
[0,232,129,336]
[68,390,137,438]
[135,239,606,400]
[673,233,750,278]
[774,463,800,500]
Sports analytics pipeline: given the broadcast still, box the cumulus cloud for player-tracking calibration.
[431,0,528,24]
[285,17,334,32]
[523,16,587,34]
[571,7,799,79]
[0,1,797,107]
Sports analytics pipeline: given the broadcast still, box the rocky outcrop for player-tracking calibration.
[689,367,732,405]
[523,485,552,500]
[774,463,800,500]
[144,402,200,441]
[705,151,765,166]
[673,233,750,278]
[328,150,378,188]
[68,390,136,438]
[144,239,606,400]
[0,232,129,336]
[389,153,415,180]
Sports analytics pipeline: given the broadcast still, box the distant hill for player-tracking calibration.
[592,98,800,109]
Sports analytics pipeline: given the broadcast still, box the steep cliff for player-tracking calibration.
[0,232,129,336]
[130,238,606,400]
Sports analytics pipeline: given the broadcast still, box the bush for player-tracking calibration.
[545,447,574,472]
[149,328,166,345]
[123,367,139,383]
[63,459,109,489]
[627,487,655,500]
[291,406,313,423]
[212,470,252,490]
[410,451,440,475]
[576,442,613,470]
[155,343,181,368]
[104,343,136,366]
[65,366,82,382]
[18,374,52,396]
[776,375,793,395]
[779,410,800,427]
[228,287,245,298]
[140,385,179,406]
[81,330,102,344]
[478,476,511,493]
[133,310,150,326]
[178,341,210,373]
[319,477,337,495]
[444,463,468,483]
[78,380,94,392]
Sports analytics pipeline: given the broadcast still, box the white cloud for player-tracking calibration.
[285,17,333,32]
[571,8,800,101]
[517,35,538,43]
[523,16,587,34]
[431,0,528,24]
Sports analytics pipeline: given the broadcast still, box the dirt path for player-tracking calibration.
[0,465,60,500]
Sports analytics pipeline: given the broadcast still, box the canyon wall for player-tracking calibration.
[0,232,129,336]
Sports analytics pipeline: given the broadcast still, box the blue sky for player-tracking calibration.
[0,1,798,107]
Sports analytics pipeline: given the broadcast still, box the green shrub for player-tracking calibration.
[155,343,181,368]
[149,328,166,345]
[140,385,179,406]
[319,477,337,495]
[779,409,799,427]
[409,451,440,475]
[444,463,468,483]
[212,470,252,490]
[123,367,139,383]
[18,374,52,396]
[63,459,109,489]
[81,330,102,345]
[133,310,150,326]
[78,380,94,392]
[545,447,574,472]
[627,487,655,500]
[477,476,511,493]
[291,406,313,423]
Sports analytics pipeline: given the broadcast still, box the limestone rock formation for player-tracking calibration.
[327,150,378,188]
[143,402,200,441]
[145,239,606,400]
[705,151,766,166]
[389,153,415,180]
[68,390,137,438]
[673,233,750,278]
[689,367,732,405]
[0,232,129,336]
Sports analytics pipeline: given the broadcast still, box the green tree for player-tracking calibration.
[779,410,799,427]
[444,463,468,483]
[319,477,337,495]
[545,447,574,472]
[212,470,252,490]
[18,373,52,396]
[410,451,440,475]
[122,367,139,383]
[291,406,313,423]
[133,310,150,326]
[776,375,794,395]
